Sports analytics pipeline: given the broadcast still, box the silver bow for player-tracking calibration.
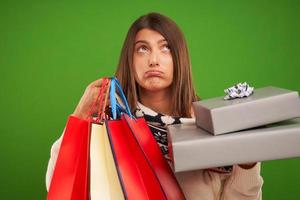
[224,82,254,100]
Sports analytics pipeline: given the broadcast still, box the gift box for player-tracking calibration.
[167,118,300,172]
[193,86,300,135]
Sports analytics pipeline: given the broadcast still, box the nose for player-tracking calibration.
[149,51,159,67]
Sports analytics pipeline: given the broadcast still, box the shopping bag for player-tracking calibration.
[124,114,185,200]
[47,116,90,200]
[103,77,165,199]
[89,123,125,199]
[48,77,125,200]
[106,117,166,199]
[105,77,185,200]
[89,78,125,200]
[47,77,110,200]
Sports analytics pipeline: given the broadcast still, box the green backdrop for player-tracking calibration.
[1,0,299,199]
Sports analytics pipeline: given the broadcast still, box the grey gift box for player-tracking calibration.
[193,86,300,135]
[167,118,300,172]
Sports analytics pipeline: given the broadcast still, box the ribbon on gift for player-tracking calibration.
[224,82,254,100]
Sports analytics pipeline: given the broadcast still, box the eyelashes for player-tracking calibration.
[162,45,171,52]
[136,44,171,53]
[136,45,148,53]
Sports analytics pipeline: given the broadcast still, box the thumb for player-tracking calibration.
[90,78,103,88]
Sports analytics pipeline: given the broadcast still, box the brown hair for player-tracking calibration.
[115,12,198,117]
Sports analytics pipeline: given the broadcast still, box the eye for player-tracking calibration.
[136,45,148,53]
[161,44,171,52]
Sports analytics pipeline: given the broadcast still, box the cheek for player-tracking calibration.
[132,57,145,82]
[162,56,174,79]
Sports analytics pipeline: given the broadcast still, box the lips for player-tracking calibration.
[145,70,163,77]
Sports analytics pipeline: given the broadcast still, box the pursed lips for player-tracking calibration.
[145,70,163,77]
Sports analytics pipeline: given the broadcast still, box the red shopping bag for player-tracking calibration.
[106,116,167,200]
[124,114,185,200]
[47,116,90,200]
[47,78,111,200]
[107,77,185,200]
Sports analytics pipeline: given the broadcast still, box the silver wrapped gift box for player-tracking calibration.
[193,86,300,135]
[167,118,300,172]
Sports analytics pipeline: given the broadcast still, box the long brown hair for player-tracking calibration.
[115,12,198,117]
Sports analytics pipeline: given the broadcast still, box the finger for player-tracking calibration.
[105,99,111,107]
[91,101,101,116]
[90,78,103,88]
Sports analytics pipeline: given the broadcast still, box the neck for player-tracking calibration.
[139,87,173,115]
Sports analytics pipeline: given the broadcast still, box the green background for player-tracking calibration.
[1,0,299,199]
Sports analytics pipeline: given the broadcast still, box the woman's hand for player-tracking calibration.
[72,78,107,120]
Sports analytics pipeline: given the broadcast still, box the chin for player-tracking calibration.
[146,86,165,92]
[144,83,171,92]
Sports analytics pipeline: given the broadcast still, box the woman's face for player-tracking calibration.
[132,28,174,92]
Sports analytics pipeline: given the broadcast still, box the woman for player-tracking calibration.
[46,12,263,199]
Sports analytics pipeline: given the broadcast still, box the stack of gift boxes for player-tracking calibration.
[167,86,300,172]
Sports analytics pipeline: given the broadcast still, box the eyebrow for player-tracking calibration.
[135,39,167,45]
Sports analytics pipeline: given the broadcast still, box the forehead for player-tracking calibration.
[135,28,166,43]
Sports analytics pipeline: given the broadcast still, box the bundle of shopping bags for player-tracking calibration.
[47,77,185,200]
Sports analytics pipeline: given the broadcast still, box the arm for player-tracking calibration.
[45,132,64,191]
[221,163,263,200]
